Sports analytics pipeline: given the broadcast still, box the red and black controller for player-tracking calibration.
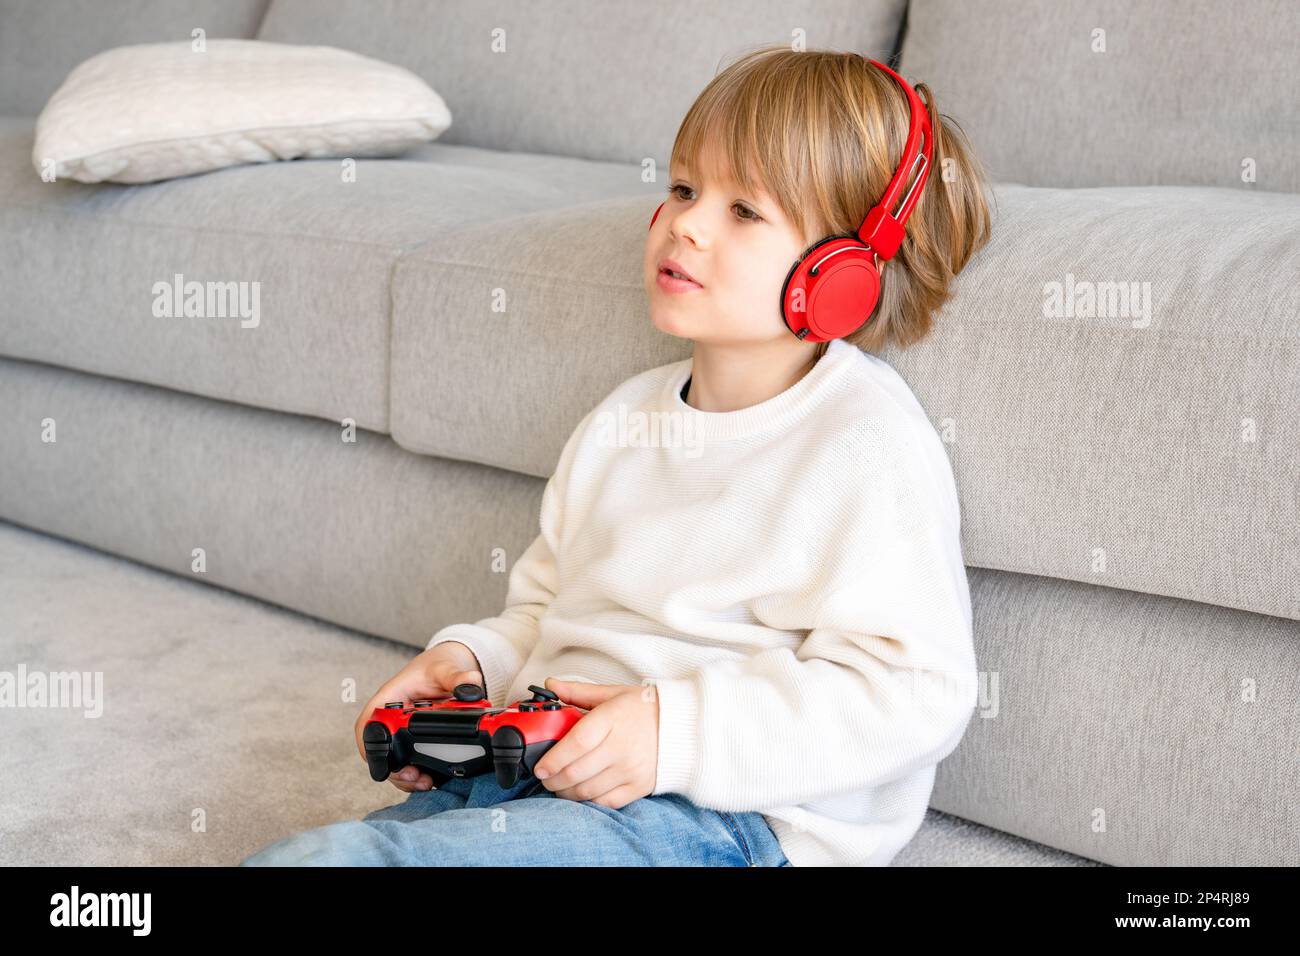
[362,683,585,788]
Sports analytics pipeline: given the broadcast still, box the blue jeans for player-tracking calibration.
[240,771,791,866]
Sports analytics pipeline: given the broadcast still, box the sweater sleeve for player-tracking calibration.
[426,408,593,705]
[647,430,980,811]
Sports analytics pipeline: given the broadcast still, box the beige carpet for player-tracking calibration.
[0,518,1102,866]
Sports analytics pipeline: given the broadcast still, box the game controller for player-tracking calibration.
[362,683,585,788]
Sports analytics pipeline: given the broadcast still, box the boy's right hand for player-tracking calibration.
[354,641,485,793]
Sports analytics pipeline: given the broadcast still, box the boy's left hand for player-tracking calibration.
[532,678,659,809]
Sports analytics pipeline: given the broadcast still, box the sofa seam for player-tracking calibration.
[251,0,274,37]
[0,350,389,435]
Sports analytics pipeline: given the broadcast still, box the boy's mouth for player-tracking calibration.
[657,258,703,287]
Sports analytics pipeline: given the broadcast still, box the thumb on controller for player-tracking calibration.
[439,666,485,698]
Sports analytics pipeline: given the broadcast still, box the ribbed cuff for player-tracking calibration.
[426,626,513,707]
[649,676,701,796]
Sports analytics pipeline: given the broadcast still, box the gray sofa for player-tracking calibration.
[0,0,1295,867]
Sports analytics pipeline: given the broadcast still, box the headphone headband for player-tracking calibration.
[857,58,933,261]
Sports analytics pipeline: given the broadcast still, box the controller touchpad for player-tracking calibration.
[412,742,487,762]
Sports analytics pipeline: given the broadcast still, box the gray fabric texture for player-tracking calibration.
[879,183,1300,624]
[256,0,909,168]
[0,118,660,432]
[0,0,270,115]
[899,0,1300,192]
[932,569,1300,866]
[0,355,545,650]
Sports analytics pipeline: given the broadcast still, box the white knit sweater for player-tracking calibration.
[427,337,979,866]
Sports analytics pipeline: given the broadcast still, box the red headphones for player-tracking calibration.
[649,57,933,343]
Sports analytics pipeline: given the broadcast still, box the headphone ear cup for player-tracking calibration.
[649,201,664,232]
[781,238,881,342]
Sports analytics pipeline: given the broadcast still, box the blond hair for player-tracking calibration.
[669,45,994,357]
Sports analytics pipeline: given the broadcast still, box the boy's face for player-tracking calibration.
[644,140,816,347]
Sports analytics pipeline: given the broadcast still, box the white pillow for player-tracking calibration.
[32,39,453,184]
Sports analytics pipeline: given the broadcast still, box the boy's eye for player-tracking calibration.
[667,183,762,222]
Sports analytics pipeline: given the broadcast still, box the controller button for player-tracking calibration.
[543,703,561,710]
[362,722,394,782]
[413,699,433,707]
[528,684,559,702]
[492,725,526,788]
[519,702,537,712]
[384,702,403,709]
[453,683,486,702]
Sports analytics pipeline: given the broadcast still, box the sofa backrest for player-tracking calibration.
[0,0,270,115]
[255,0,909,169]
[900,0,1300,193]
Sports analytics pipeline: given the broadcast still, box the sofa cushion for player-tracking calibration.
[0,0,270,116]
[389,182,1300,622]
[389,194,690,475]
[881,183,1300,622]
[0,117,660,430]
[256,0,909,169]
[900,0,1300,192]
